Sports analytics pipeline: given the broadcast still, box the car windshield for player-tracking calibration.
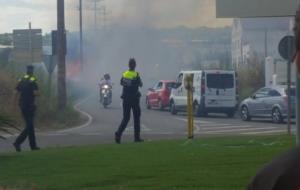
[207,74,234,89]
[166,82,176,90]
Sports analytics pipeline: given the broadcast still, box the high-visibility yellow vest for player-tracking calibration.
[122,71,138,80]
[22,75,37,82]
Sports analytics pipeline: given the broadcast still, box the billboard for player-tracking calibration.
[216,0,299,18]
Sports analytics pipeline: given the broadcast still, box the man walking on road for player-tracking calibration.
[115,58,143,144]
[13,65,40,152]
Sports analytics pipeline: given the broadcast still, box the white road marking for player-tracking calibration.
[79,132,102,136]
[241,130,293,135]
[196,123,231,127]
[174,117,288,135]
[37,133,67,136]
[58,95,94,133]
[175,117,214,124]
[200,127,279,134]
[125,124,151,132]
[200,125,274,131]
[195,125,201,133]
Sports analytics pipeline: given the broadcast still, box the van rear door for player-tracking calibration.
[205,71,236,108]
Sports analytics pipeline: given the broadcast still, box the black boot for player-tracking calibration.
[13,143,21,152]
[115,132,121,144]
[134,138,144,143]
[31,147,40,151]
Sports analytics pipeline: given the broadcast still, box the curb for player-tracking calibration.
[1,96,94,138]
[57,96,94,133]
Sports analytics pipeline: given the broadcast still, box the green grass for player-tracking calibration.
[0,135,296,190]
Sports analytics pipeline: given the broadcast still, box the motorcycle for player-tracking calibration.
[100,84,112,108]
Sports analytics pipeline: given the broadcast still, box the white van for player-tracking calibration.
[169,70,238,117]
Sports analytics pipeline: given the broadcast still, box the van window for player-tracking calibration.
[156,82,163,90]
[206,73,234,89]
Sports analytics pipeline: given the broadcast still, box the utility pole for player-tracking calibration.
[94,0,98,33]
[264,27,268,58]
[294,5,300,144]
[57,0,67,110]
[79,0,83,70]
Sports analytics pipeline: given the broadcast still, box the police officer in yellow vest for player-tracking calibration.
[115,58,143,144]
[13,65,40,152]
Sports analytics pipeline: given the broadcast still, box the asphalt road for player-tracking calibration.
[0,94,296,152]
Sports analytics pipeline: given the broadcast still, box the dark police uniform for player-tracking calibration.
[115,70,143,143]
[14,74,39,150]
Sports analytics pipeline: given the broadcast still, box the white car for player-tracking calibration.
[169,70,238,117]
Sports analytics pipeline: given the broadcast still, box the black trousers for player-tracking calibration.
[15,106,37,149]
[116,98,141,140]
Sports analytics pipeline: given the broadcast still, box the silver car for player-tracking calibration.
[239,86,295,123]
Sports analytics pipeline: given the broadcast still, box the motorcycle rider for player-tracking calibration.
[99,73,113,102]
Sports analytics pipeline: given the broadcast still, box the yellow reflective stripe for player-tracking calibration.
[30,77,36,82]
[22,75,37,82]
[123,71,138,80]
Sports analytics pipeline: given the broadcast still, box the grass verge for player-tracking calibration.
[0,65,87,132]
[0,135,296,190]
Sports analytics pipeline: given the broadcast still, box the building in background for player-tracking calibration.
[12,29,43,64]
[232,17,291,68]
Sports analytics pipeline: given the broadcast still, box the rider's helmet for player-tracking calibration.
[104,73,111,80]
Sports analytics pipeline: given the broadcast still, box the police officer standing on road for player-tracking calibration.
[13,65,40,152]
[115,58,143,144]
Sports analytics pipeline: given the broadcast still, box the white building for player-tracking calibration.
[232,17,291,68]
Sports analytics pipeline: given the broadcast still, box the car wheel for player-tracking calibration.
[272,108,283,124]
[170,101,177,115]
[146,98,151,110]
[158,100,164,111]
[241,106,251,121]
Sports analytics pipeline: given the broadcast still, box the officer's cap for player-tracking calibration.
[129,58,136,69]
[26,65,34,74]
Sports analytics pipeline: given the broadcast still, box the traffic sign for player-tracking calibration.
[43,55,57,74]
[278,35,295,62]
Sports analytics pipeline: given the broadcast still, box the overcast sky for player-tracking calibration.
[0,0,232,33]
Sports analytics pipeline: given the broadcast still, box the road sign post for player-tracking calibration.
[43,55,57,98]
[278,35,295,135]
[294,5,300,145]
[185,74,194,139]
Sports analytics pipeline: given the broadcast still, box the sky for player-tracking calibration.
[0,0,232,34]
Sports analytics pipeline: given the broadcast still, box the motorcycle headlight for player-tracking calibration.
[103,85,109,89]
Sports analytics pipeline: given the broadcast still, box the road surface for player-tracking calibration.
[0,94,295,152]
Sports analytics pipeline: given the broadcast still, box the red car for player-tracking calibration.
[146,80,176,110]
